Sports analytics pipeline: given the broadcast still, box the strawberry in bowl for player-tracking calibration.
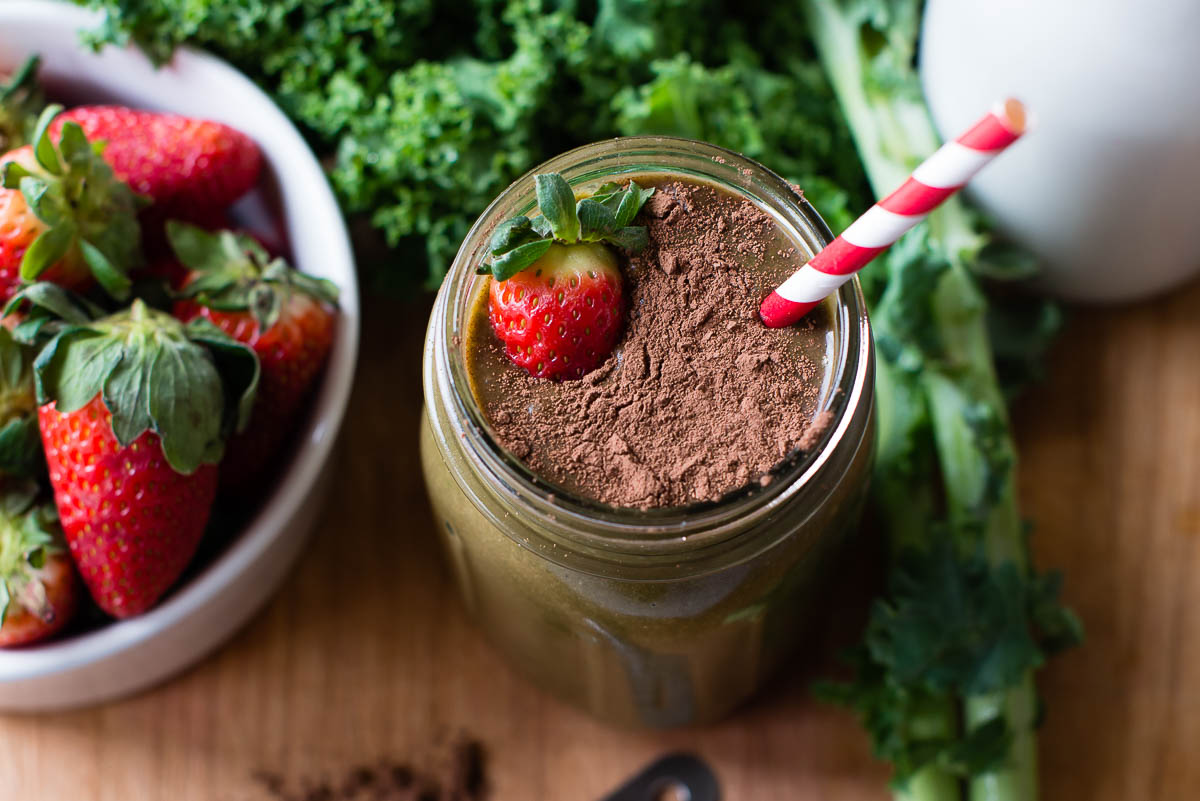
[0,1,357,713]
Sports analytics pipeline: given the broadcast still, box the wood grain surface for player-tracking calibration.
[1,281,1197,801]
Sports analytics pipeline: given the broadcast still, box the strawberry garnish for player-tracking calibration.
[168,221,338,495]
[488,243,624,380]
[0,480,77,647]
[28,291,259,617]
[479,174,654,380]
[0,105,143,302]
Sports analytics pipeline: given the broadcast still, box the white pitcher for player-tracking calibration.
[920,0,1200,303]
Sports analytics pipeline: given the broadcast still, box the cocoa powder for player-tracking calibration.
[251,737,486,801]
[480,179,830,509]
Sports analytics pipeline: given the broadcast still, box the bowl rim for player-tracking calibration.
[0,0,361,680]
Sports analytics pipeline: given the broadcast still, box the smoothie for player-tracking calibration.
[421,137,874,727]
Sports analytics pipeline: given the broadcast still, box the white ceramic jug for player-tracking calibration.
[920,0,1200,303]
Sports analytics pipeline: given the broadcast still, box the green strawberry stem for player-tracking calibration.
[0,480,60,626]
[0,325,42,478]
[32,295,260,475]
[167,221,339,332]
[480,172,655,281]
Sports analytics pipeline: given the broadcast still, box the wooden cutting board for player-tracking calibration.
[1,281,1197,801]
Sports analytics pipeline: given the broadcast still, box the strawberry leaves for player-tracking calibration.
[33,298,259,475]
[486,237,554,282]
[168,222,339,333]
[481,172,655,282]
[0,479,60,626]
[0,104,142,301]
[0,326,42,479]
[535,173,579,243]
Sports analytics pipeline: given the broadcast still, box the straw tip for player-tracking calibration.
[995,98,1028,135]
[760,293,813,328]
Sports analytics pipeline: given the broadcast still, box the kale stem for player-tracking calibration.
[800,2,1041,800]
[923,237,1034,801]
[897,694,963,801]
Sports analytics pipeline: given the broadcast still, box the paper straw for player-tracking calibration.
[759,98,1027,328]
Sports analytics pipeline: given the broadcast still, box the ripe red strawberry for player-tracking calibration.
[0,481,78,647]
[488,242,624,380]
[480,173,654,380]
[52,106,262,217]
[168,222,338,493]
[0,105,143,302]
[33,295,259,618]
[39,397,218,618]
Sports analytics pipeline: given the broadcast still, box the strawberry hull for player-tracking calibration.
[0,144,122,301]
[0,553,78,647]
[180,295,334,493]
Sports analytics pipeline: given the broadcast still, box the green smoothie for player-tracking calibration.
[421,137,874,727]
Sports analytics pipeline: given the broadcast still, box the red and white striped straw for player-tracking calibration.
[760,98,1028,328]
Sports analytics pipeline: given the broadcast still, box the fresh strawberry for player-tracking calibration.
[481,174,655,380]
[0,105,143,302]
[488,242,624,380]
[52,106,262,217]
[168,222,338,493]
[32,295,259,617]
[39,398,218,618]
[0,55,44,154]
[0,480,77,647]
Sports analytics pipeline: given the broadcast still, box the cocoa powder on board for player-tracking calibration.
[251,737,486,801]
[483,179,830,509]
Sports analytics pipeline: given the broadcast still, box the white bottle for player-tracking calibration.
[920,0,1200,303]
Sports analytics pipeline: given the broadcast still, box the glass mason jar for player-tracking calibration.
[420,137,875,728]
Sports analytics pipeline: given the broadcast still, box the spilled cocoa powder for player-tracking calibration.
[250,738,486,801]
[476,178,831,509]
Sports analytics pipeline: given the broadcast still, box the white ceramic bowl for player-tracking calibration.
[0,1,359,710]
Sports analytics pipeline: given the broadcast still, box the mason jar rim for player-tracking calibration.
[427,136,872,565]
